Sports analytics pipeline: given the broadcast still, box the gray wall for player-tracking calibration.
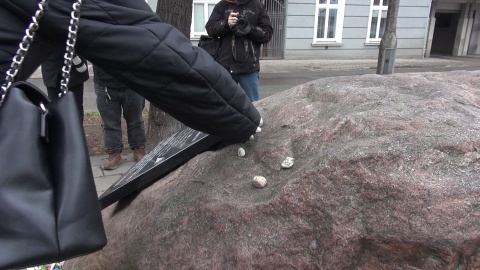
[469,4,480,54]
[284,0,431,59]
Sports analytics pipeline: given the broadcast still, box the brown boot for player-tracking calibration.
[103,151,122,170]
[133,145,146,162]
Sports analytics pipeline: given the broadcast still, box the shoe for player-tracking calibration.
[103,151,122,170]
[133,145,146,162]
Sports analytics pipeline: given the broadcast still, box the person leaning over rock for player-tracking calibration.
[0,0,262,144]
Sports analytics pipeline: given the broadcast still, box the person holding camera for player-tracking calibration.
[206,0,273,102]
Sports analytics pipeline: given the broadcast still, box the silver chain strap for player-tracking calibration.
[59,0,83,95]
[0,0,48,106]
[0,0,83,107]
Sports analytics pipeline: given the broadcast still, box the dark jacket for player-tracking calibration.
[93,66,125,88]
[206,0,273,74]
[41,51,89,88]
[0,0,261,143]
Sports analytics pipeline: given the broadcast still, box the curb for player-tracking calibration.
[29,57,469,79]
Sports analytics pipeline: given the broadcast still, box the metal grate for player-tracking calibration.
[260,0,285,59]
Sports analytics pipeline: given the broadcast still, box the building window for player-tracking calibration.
[366,0,389,43]
[191,0,217,39]
[313,0,345,45]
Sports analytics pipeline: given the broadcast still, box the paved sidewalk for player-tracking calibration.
[91,154,136,197]
[30,55,478,79]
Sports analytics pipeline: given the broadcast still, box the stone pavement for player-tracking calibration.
[91,154,137,197]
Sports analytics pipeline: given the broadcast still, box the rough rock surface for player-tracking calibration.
[66,71,480,269]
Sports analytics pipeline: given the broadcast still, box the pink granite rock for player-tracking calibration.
[66,71,480,269]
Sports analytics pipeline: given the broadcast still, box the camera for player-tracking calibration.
[236,14,248,29]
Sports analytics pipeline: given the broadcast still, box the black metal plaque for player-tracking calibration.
[98,128,219,209]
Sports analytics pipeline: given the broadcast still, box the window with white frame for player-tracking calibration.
[366,0,389,43]
[313,0,345,45]
[191,0,218,39]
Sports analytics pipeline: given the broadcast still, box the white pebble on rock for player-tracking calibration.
[238,148,246,157]
[281,157,294,169]
[252,176,267,188]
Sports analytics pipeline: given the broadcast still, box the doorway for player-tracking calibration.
[431,12,460,55]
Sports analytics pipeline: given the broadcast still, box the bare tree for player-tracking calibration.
[147,0,193,141]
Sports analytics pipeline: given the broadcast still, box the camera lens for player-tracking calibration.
[237,17,247,28]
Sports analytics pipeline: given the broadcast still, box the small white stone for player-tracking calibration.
[249,135,254,141]
[238,147,246,157]
[281,157,294,169]
[252,176,267,188]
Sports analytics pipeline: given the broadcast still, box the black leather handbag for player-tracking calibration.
[0,1,107,269]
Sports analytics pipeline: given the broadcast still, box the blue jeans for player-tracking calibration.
[231,71,260,102]
[94,83,146,153]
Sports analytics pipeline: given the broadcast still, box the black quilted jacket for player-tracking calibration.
[0,0,261,143]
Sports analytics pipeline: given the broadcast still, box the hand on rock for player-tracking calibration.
[249,118,263,140]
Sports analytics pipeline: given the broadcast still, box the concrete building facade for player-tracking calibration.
[146,0,480,60]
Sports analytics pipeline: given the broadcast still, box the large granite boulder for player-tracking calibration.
[66,71,480,269]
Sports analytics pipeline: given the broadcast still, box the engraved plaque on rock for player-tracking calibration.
[98,128,219,209]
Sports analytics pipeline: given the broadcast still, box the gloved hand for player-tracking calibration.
[249,118,263,141]
[233,24,253,36]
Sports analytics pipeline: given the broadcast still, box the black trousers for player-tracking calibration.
[0,0,261,143]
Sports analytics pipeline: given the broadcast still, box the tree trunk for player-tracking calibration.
[147,0,193,141]
[376,0,399,75]
[156,0,193,37]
